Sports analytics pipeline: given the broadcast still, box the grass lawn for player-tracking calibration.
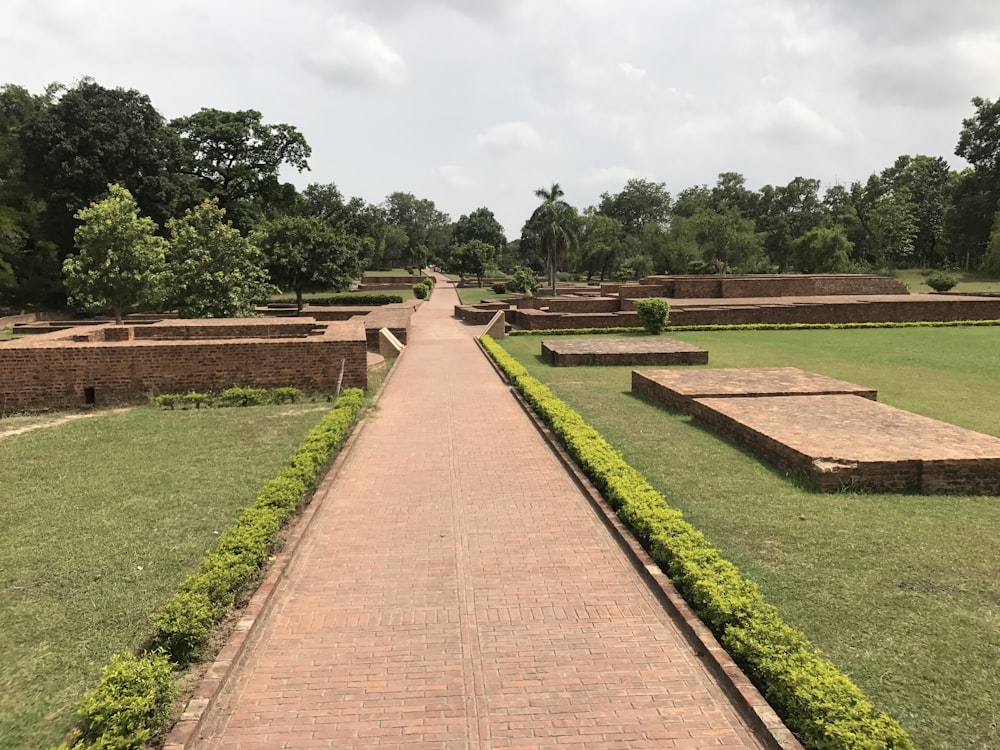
[893,267,1000,294]
[0,404,331,750]
[455,285,520,305]
[499,327,1000,750]
[1,328,14,340]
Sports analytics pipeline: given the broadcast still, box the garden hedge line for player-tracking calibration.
[479,335,913,750]
[507,319,1000,336]
[57,389,366,750]
[304,293,403,306]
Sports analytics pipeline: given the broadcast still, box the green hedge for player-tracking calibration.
[58,389,366,750]
[508,320,1000,336]
[303,293,404,306]
[479,335,912,750]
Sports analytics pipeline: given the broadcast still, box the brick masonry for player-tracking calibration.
[0,318,367,414]
[634,274,909,299]
[542,338,708,366]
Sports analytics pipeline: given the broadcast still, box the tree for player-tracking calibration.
[979,210,1000,277]
[757,177,823,271]
[598,178,671,234]
[686,207,764,273]
[880,155,952,267]
[165,199,274,318]
[62,184,166,324]
[526,183,580,295]
[171,108,311,231]
[382,192,452,268]
[449,239,496,287]
[453,207,506,252]
[953,97,1000,261]
[254,215,363,313]
[579,210,625,281]
[20,79,188,258]
[791,226,853,273]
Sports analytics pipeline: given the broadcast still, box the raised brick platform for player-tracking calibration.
[542,338,709,366]
[632,367,877,413]
[689,394,1000,494]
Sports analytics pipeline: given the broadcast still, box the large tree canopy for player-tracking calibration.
[598,178,671,234]
[526,183,580,294]
[171,108,311,231]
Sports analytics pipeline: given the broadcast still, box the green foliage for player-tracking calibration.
[216,387,269,407]
[924,272,958,292]
[492,283,508,294]
[301,293,403,306]
[479,335,913,750]
[268,387,303,405]
[165,198,275,318]
[506,267,540,295]
[69,650,176,750]
[63,184,167,324]
[634,297,671,334]
[154,394,179,410]
[147,389,364,666]
[791,226,853,273]
[526,183,581,294]
[450,239,496,285]
[412,282,429,299]
[181,391,211,409]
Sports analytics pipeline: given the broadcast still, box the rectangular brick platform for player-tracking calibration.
[632,367,877,413]
[688,394,1000,494]
[542,338,708,366]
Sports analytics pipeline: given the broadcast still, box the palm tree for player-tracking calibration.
[530,183,579,296]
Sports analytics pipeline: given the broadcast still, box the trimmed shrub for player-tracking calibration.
[69,650,176,750]
[216,386,269,408]
[506,268,541,295]
[154,394,180,410]
[925,272,958,292]
[181,391,211,409]
[492,283,508,294]
[268,387,303,405]
[478,335,913,750]
[413,283,429,300]
[635,297,671,334]
[301,293,403,306]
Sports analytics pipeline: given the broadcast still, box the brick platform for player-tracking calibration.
[542,338,709,366]
[632,367,877,413]
[689,394,1000,494]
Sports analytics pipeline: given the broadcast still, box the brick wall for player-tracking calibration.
[0,320,367,414]
[545,297,621,313]
[635,274,908,299]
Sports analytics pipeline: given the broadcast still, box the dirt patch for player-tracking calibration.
[0,408,133,439]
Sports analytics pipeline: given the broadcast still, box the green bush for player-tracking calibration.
[69,650,176,750]
[478,335,913,750]
[925,272,958,292]
[154,394,179,410]
[492,283,508,294]
[413,283,429,300]
[506,268,541,295]
[181,391,210,409]
[268,387,303,405]
[301,293,403,306]
[635,297,671,334]
[216,386,269,407]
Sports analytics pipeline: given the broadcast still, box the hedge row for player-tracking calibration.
[479,335,912,750]
[58,389,367,750]
[156,386,306,410]
[507,319,1000,336]
[304,293,404,306]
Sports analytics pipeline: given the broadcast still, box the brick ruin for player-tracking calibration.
[0,317,368,416]
[455,273,1000,329]
[541,338,708,367]
[632,367,1000,495]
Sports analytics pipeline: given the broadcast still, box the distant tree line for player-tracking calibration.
[3,78,1000,312]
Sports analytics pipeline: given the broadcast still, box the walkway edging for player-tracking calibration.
[162,349,410,750]
[475,335,803,750]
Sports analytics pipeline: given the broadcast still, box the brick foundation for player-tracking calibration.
[542,339,708,367]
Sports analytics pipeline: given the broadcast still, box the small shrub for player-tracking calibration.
[492,283,508,294]
[506,268,540,295]
[181,391,210,409]
[154,394,179,410]
[925,272,958,292]
[413,283,429,299]
[301,293,403,306]
[268,387,303,405]
[216,386,268,407]
[635,297,671,334]
[71,650,177,750]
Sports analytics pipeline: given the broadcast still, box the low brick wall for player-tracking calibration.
[514,310,642,330]
[0,320,367,414]
[635,274,908,299]
[542,339,707,367]
[545,297,621,313]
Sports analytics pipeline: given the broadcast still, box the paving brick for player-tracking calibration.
[188,279,769,750]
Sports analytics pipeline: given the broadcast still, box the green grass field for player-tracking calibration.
[455,286,519,305]
[500,327,1000,750]
[0,404,330,750]
[893,267,1000,294]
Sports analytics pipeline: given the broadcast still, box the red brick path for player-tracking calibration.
[189,279,768,750]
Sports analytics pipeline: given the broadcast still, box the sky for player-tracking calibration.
[2,0,1000,236]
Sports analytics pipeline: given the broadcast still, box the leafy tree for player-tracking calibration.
[580,210,625,281]
[254,215,363,313]
[757,177,823,271]
[685,207,764,273]
[171,109,311,231]
[449,239,496,287]
[526,183,580,294]
[20,79,188,258]
[953,97,1000,262]
[791,226,853,273]
[711,172,760,219]
[165,198,274,317]
[382,192,452,267]
[880,155,952,267]
[598,178,671,234]
[62,184,166,324]
[980,210,1000,277]
[453,207,506,251]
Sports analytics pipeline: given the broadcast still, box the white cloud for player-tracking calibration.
[306,16,408,89]
[581,166,637,187]
[475,121,543,152]
[436,165,477,188]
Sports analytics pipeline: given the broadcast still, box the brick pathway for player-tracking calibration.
[189,279,768,750]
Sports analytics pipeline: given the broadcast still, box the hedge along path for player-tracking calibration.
[188,275,770,750]
[480,335,913,750]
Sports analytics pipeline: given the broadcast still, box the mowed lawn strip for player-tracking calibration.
[499,326,1000,750]
[0,404,329,750]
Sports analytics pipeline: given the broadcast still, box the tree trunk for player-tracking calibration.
[296,289,304,316]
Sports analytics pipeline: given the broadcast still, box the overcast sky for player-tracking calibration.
[3,0,999,236]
